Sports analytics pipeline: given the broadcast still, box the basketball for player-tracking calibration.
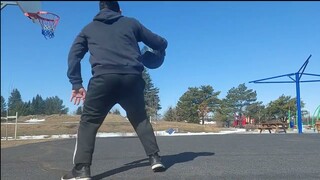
[140,46,165,69]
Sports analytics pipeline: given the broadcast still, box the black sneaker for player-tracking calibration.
[61,165,91,180]
[149,153,166,172]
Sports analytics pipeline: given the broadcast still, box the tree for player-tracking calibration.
[176,85,220,124]
[20,101,32,116]
[197,86,221,125]
[44,96,68,115]
[1,96,7,116]
[245,101,265,123]
[163,106,179,121]
[31,94,46,115]
[7,88,24,116]
[224,83,257,117]
[111,108,121,115]
[265,95,302,122]
[214,99,233,122]
[75,106,83,115]
[176,87,199,123]
[142,69,161,120]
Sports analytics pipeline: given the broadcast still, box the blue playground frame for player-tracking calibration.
[249,55,320,134]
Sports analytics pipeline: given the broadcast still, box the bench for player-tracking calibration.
[258,126,273,133]
[305,125,313,129]
[258,122,288,134]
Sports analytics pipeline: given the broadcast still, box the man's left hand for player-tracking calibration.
[70,88,86,105]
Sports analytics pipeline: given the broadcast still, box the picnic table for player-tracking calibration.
[258,121,288,134]
[315,121,320,133]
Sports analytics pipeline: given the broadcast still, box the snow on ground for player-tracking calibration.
[25,119,45,123]
[2,128,318,141]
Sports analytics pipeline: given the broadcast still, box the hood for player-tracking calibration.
[93,9,123,24]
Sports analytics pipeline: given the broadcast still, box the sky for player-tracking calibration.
[1,1,320,117]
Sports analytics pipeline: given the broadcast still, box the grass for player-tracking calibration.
[1,114,224,148]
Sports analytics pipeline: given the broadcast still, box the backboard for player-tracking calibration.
[1,1,41,23]
[17,1,42,23]
[1,1,59,39]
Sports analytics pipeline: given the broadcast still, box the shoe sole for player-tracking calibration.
[152,164,166,172]
[61,178,91,180]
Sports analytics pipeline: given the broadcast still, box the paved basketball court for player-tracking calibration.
[1,134,320,180]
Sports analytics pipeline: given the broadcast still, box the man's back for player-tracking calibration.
[68,8,167,81]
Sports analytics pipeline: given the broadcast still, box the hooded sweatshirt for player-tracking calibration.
[67,9,168,90]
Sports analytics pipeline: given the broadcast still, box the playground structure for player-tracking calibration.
[232,113,256,128]
[312,105,320,125]
[233,113,247,128]
[250,55,320,134]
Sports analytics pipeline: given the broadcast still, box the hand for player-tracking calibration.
[70,88,86,105]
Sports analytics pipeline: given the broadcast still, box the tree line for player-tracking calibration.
[1,69,161,119]
[1,89,68,117]
[163,83,307,124]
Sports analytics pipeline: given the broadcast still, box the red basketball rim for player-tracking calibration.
[25,11,60,22]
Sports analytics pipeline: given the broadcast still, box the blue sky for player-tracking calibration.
[1,1,319,116]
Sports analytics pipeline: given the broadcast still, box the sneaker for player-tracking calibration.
[149,153,166,172]
[61,165,91,180]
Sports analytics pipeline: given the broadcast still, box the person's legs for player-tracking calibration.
[62,75,120,180]
[73,75,119,165]
[118,74,165,172]
[119,74,160,156]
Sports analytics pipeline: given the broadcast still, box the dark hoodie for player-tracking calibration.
[67,9,168,90]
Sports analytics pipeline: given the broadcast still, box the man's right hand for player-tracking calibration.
[70,88,87,105]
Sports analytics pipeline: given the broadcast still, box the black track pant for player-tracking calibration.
[73,74,160,165]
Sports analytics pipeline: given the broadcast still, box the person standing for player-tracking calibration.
[62,1,168,179]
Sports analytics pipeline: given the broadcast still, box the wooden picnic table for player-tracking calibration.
[258,121,288,134]
[315,121,320,133]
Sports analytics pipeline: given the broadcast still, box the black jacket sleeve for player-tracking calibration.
[67,31,89,90]
[136,21,168,51]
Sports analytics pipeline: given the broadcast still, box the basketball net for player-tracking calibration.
[25,11,60,39]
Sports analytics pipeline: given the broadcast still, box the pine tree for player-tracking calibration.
[44,96,69,115]
[31,94,46,115]
[142,69,161,120]
[176,85,221,124]
[7,88,24,116]
[265,95,302,122]
[21,101,32,116]
[163,106,178,121]
[224,83,257,117]
[111,108,121,115]
[1,96,7,116]
[75,106,83,115]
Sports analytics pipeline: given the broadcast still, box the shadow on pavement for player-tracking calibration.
[92,151,215,180]
[162,151,215,169]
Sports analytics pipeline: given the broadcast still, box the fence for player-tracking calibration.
[0,114,140,141]
[1,112,18,140]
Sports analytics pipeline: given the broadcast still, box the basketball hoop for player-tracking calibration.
[25,11,60,39]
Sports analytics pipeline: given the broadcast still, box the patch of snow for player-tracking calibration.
[25,119,45,123]
[1,128,318,141]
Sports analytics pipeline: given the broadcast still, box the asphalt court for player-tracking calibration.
[1,134,320,180]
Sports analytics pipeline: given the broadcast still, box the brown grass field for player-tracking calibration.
[1,114,225,148]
